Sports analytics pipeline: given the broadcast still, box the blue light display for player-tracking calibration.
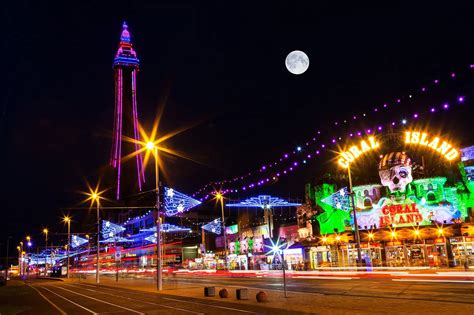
[140,223,191,233]
[320,187,351,212]
[100,236,132,244]
[71,235,88,248]
[201,219,222,235]
[226,195,301,208]
[101,220,125,239]
[164,187,201,216]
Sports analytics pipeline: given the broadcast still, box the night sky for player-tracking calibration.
[2,2,474,248]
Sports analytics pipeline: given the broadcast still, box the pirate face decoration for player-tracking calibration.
[379,152,413,193]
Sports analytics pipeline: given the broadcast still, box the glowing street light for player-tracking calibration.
[63,216,71,279]
[42,228,48,276]
[82,183,106,284]
[144,141,163,291]
[214,191,227,270]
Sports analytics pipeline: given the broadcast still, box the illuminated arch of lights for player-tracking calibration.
[192,66,471,200]
[226,195,301,208]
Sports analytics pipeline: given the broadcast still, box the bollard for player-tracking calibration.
[219,288,229,298]
[256,291,268,302]
[204,287,215,297]
[236,288,248,300]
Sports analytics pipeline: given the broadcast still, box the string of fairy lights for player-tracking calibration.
[192,64,473,201]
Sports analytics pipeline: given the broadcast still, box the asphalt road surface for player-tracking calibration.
[0,278,303,315]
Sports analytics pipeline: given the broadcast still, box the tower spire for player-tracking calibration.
[113,21,139,68]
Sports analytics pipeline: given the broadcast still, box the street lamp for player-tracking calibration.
[63,216,71,279]
[145,141,162,291]
[347,164,363,267]
[42,228,48,276]
[215,192,227,270]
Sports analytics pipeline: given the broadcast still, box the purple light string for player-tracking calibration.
[193,66,471,200]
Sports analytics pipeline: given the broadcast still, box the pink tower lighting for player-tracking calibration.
[110,22,145,199]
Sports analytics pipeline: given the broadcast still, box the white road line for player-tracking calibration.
[29,285,68,315]
[162,297,256,313]
[52,285,145,314]
[38,286,97,314]
[292,276,355,280]
[67,283,204,315]
[392,279,474,284]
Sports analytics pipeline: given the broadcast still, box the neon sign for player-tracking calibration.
[404,131,459,161]
[338,136,380,168]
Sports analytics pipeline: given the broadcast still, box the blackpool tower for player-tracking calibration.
[110,22,145,200]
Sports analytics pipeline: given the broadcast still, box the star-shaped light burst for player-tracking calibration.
[119,108,202,185]
[79,180,110,209]
[264,237,289,259]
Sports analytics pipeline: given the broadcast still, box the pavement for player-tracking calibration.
[1,272,473,314]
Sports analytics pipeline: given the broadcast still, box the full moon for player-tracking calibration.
[285,50,309,75]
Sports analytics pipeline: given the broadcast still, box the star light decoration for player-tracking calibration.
[164,187,201,216]
[320,187,351,212]
[201,219,222,235]
[71,235,88,248]
[101,220,125,239]
[226,195,301,209]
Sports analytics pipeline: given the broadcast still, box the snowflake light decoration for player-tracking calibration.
[226,195,301,208]
[201,218,222,235]
[320,187,351,212]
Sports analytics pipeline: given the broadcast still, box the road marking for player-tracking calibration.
[292,276,355,280]
[52,285,145,314]
[38,286,98,314]
[29,285,68,315]
[392,279,474,284]
[67,283,204,315]
[162,297,256,313]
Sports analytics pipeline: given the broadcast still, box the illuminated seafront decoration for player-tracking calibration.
[101,220,125,239]
[140,223,192,233]
[71,235,88,248]
[164,187,201,216]
[226,195,301,208]
[320,187,350,212]
[201,219,222,235]
[100,236,133,244]
[316,129,471,234]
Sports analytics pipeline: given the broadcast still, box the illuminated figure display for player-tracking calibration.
[110,22,145,199]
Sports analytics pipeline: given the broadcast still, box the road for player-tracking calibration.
[1,275,473,314]
[0,278,302,315]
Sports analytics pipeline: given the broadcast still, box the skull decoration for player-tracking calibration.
[378,152,413,193]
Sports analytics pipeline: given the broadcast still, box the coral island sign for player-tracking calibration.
[337,131,459,168]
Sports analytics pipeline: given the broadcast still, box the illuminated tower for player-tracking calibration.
[110,22,145,199]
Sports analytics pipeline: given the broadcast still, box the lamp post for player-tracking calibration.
[5,236,12,281]
[43,229,48,276]
[347,164,362,268]
[19,242,24,276]
[16,246,21,276]
[215,192,227,270]
[146,142,162,291]
[91,193,101,284]
[63,216,71,279]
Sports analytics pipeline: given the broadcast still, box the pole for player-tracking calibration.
[5,236,11,281]
[67,220,70,279]
[44,234,47,276]
[96,202,100,284]
[348,164,362,268]
[115,238,118,282]
[220,198,228,270]
[281,249,287,298]
[155,147,162,291]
